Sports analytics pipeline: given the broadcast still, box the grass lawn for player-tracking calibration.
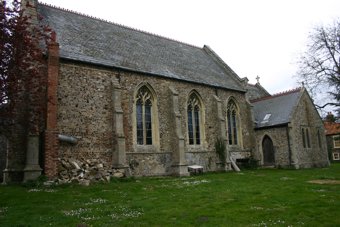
[0,164,339,226]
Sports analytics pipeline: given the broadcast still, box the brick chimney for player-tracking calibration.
[325,112,336,123]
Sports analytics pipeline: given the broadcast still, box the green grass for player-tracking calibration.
[1,164,340,226]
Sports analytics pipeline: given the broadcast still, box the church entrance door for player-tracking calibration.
[262,135,275,166]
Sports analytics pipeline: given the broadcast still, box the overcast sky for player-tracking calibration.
[39,0,339,95]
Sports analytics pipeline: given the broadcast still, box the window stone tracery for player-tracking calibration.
[187,93,202,145]
[227,99,239,145]
[135,86,153,145]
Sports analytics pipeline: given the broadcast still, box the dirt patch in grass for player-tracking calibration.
[308,179,340,185]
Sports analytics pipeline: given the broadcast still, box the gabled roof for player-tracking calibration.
[324,122,340,136]
[251,88,302,129]
[246,83,271,101]
[37,3,245,92]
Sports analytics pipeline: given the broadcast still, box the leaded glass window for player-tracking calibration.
[187,93,201,145]
[136,86,153,145]
[227,100,239,145]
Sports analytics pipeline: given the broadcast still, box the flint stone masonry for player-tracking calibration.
[57,63,116,163]
[127,152,172,176]
[255,127,290,167]
[56,61,256,177]
[289,92,329,168]
[253,90,329,169]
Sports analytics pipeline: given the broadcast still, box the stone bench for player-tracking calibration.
[188,165,204,175]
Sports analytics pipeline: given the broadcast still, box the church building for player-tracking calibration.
[0,1,329,183]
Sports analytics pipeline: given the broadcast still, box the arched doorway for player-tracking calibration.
[0,135,8,182]
[262,135,275,166]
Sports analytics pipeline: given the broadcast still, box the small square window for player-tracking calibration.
[333,135,340,148]
[333,152,340,160]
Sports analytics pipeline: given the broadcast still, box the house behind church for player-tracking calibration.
[0,1,329,183]
[324,115,340,162]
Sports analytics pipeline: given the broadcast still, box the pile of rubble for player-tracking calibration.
[57,158,126,186]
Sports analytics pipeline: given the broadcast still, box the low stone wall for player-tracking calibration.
[126,152,172,176]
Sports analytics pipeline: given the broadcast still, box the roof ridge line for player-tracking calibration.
[38,2,201,49]
[203,45,240,78]
[271,87,302,97]
[250,87,302,103]
[202,45,245,90]
[250,95,273,103]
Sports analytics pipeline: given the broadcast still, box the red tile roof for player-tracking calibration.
[324,122,340,135]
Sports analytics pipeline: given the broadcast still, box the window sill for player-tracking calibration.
[133,144,159,153]
[187,145,207,153]
[127,151,171,155]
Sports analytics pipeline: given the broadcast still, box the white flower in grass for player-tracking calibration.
[28,188,56,193]
[90,198,107,204]
[110,206,143,220]
[0,207,8,216]
[81,215,98,221]
[62,208,91,217]
[28,189,42,192]
[182,179,210,186]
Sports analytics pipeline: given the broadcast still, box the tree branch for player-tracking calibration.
[315,102,340,109]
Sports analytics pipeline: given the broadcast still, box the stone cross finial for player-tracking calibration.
[256,75,260,84]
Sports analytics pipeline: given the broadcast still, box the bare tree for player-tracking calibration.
[297,19,340,116]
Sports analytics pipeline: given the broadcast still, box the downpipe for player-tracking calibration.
[58,134,78,144]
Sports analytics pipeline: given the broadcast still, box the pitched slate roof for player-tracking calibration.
[37,3,245,92]
[251,88,303,129]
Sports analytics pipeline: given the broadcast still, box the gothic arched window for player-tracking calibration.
[136,86,153,145]
[187,93,202,145]
[227,99,239,145]
[301,127,311,148]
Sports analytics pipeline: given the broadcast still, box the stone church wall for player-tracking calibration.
[56,61,256,176]
[57,62,115,164]
[254,91,329,169]
[289,92,329,168]
[254,127,291,167]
